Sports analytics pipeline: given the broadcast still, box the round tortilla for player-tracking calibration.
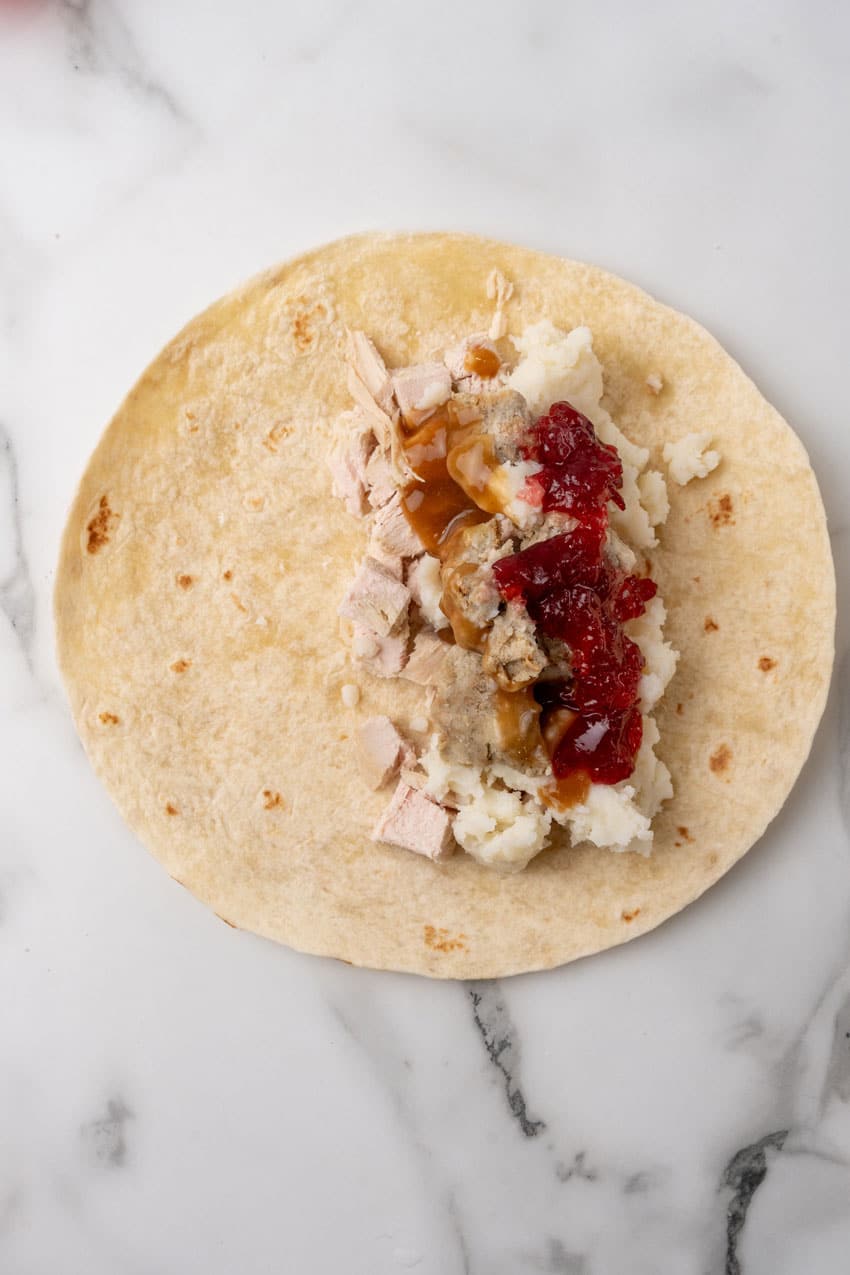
[55,233,835,977]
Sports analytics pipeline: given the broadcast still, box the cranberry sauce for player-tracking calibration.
[493,403,657,785]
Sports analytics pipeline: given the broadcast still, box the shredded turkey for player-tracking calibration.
[345,330,419,485]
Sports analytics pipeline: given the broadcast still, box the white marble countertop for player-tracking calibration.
[2,2,849,1271]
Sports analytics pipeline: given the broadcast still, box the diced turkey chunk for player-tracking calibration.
[370,492,424,559]
[351,622,409,677]
[399,764,427,791]
[347,331,395,414]
[371,780,455,861]
[401,630,451,685]
[328,413,376,517]
[338,557,410,636]
[366,544,404,579]
[328,452,365,517]
[482,601,547,690]
[392,362,452,426]
[365,448,397,508]
[356,716,407,790]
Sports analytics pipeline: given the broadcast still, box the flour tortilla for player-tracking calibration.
[55,233,835,977]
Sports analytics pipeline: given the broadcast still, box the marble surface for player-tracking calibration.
[1,2,848,1271]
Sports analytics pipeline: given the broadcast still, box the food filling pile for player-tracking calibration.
[330,302,719,870]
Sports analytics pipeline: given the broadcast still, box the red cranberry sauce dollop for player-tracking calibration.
[493,402,657,785]
[524,400,626,530]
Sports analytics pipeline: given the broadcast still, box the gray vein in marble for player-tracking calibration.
[622,1168,668,1195]
[723,1008,765,1052]
[80,1097,134,1168]
[721,1129,787,1275]
[329,1002,470,1275]
[0,424,35,667]
[738,926,850,1152]
[61,0,189,123]
[445,1189,471,1275]
[554,1151,598,1184]
[807,951,850,1122]
[467,984,545,1138]
[823,988,850,1105]
[468,990,673,1202]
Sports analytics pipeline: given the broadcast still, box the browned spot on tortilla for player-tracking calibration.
[230,593,248,613]
[263,789,284,810]
[170,659,191,673]
[177,574,194,590]
[222,570,232,581]
[759,656,777,672]
[85,495,119,554]
[692,576,701,584]
[708,493,735,527]
[424,924,467,953]
[289,296,328,353]
[676,703,684,716]
[710,744,732,774]
[246,495,265,510]
[708,852,719,867]
[215,912,238,929]
[704,617,719,632]
[677,826,692,841]
[621,908,641,923]
[185,409,199,433]
[263,422,292,452]
[99,711,120,725]
[234,421,242,431]
[165,802,179,816]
